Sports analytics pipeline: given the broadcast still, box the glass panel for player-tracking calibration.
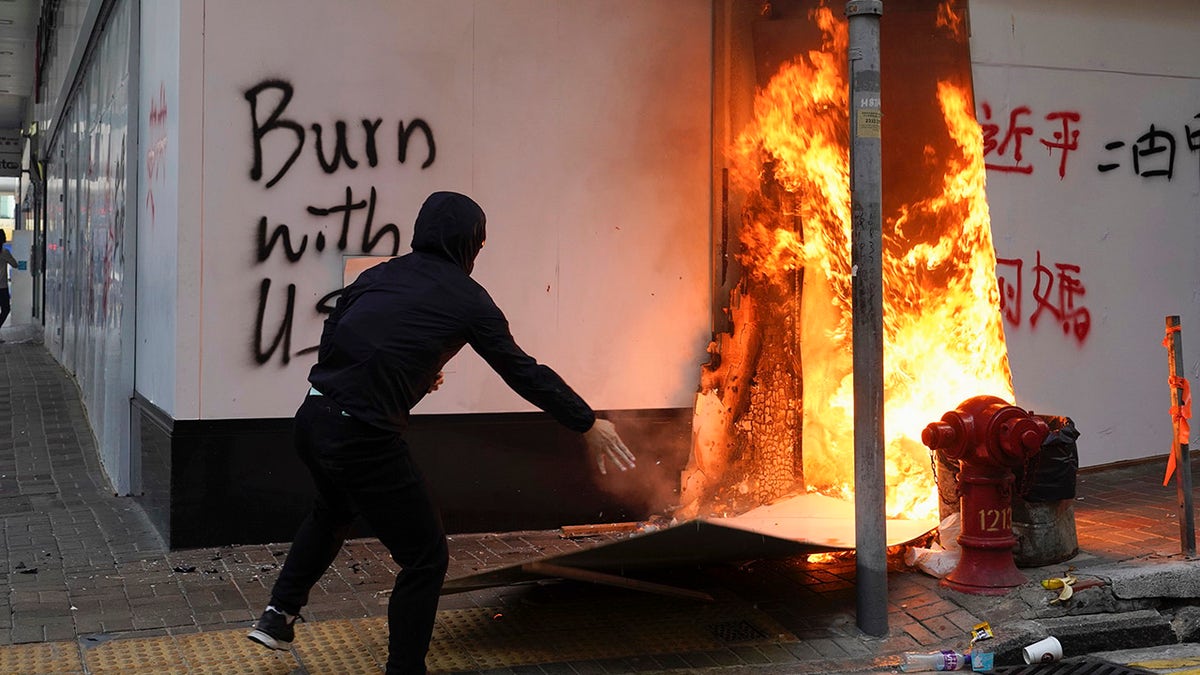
[40,0,132,489]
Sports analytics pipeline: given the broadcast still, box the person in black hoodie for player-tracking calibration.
[248,191,635,674]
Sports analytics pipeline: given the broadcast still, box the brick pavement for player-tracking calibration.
[0,338,1196,674]
[1073,460,1195,560]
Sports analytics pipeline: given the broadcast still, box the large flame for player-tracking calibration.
[713,4,1012,521]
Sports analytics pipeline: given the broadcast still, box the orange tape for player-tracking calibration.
[1166,376,1191,485]
[1163,324,1190,486]
[1163,324,1182,348]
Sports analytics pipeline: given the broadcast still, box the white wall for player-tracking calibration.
[194,1,714,420]
[971,0,1200,465]
[135,0,181,415]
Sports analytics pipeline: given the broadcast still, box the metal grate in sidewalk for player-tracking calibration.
[993,657,1158,675]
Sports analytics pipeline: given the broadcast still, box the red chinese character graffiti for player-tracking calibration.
[1040,111,1081,179]
[996,257,1023,326]
[1029,251,1090,344]
[146,82,169,226]
[981,103,1034,174]
[996,251,1091,346]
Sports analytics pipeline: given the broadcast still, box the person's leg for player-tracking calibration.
[0,287,10,330]
[266,484,356,615]
[266,398,358,615]
[341,437,448,675]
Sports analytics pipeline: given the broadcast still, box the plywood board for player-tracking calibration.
[443,493,936,592]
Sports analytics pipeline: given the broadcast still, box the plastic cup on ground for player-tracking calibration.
[1022,636,1062,664]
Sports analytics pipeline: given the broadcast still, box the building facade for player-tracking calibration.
[27,0,1200,548]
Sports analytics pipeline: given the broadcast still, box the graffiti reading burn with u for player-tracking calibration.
[245,79,436,189]
[245,77,437,366]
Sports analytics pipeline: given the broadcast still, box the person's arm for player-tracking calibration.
[468,296,594,430]
[0,249,17,269]
[467,291,635,473]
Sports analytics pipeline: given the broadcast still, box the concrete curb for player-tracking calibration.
[1093,561,1200,600]
[981,610,1179,667]
[1089,642,1200,671]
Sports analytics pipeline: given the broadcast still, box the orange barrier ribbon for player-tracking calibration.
[1163,325,1191,485]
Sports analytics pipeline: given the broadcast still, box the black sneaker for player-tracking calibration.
[247,606,302,651]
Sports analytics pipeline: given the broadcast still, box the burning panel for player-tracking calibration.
[680,0,1013,528]
[442,493,933,594]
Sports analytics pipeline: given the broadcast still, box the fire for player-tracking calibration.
[682,3,1012,523]
[805,552,850,564]
[936,1,967,42]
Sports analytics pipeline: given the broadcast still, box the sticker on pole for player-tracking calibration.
[856,93,881,138]
[857,108,881,138]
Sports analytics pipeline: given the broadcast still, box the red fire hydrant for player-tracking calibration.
[921,395,1050,595]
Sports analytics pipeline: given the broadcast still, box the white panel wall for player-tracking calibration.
[971,0,1200,465]
[197,1,713,419]
[135,0,181,414]
[40,0,135,492]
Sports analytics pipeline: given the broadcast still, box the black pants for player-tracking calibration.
[0,288,9,329]
[269,394,449,675]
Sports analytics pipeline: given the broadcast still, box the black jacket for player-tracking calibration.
[308,191,596,434]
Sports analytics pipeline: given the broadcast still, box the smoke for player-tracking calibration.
[592,412,690,517]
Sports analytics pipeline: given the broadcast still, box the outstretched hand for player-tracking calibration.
[428,372,445,393]
[583,419,636,475]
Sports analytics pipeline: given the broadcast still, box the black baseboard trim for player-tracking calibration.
[131,394,692,550]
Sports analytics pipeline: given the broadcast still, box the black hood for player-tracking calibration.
[411,191,487,274]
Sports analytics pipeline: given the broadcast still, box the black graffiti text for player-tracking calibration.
[255,185,401,268]
[253,283,346,366]
[245,78,437,189]
[253,278,295,365]
[253,184,402,365]
[306,186,401,257]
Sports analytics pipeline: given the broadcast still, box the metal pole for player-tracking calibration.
[847,0,887,637]
[1165,316,1197,556]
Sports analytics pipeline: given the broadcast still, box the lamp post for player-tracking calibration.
[847,0,887,638]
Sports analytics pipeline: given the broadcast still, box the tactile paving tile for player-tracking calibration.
[82,633,189,675]
[620,601,795,653]
[0,597,794,675]
[292,618,385,674]
[174,629,298,674]
[0,641,84,675]
[353,615,397,664]
[442,614,620,670]
[425,599,797,669]
[425,636,480,672]
[339,614,481,673]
